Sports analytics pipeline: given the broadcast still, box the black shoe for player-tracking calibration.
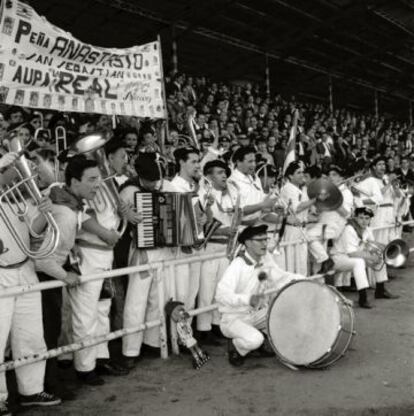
[121,355,138,370]
[358,299,373,309]
[20,391,62,407]
[198,331,223,346]
[57,359,73,370]
[319,258,335,276]
[375,288,399,299]
[211,324,226,339]
[0,401,11,416]
[227,340,244,367]
[96,361,129,376]
[140,344,160,359]
[76,370,105,386]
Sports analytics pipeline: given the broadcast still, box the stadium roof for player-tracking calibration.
[30,0,414,116]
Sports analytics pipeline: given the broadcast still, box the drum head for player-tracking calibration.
[267,280,341,366]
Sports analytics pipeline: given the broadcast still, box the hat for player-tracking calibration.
[238,224,268,244]
[135,152,161,181]
[327,164,344,176]
[354,207,374,218]
[203,159,231,177]
[219,136,230,143]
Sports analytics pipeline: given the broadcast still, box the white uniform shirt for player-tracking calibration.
[198,185,237,228]
[228,169,265,222]
[170,175,197,193]
[216,251,301,315]
[77,182,121,272]
[332,224,374,255]
[280,181,308,223]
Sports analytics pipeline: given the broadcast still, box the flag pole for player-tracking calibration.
[157,34,169,154]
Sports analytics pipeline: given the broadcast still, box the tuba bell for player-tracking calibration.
[69,132,127,240]
[0,137,60,258]
[383,238,414,268]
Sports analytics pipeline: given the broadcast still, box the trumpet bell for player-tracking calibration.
[384,239,409,268]
[307,178,343,212]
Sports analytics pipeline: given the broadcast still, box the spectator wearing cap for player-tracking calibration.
[119,152,178,369]
[215,223,302,366]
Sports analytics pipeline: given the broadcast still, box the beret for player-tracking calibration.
[238,224,268,244]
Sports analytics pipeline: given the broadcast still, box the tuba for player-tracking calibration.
[69,132,127,241]
[0,137,60,258]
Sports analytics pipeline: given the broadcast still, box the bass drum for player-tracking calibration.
[267,280,355,369]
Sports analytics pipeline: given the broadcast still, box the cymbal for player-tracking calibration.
[307,178,343,211]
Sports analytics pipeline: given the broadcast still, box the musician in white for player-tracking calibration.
[171,147,203,313]
[357,157,402,245]
[197,160,236,343]
[280,162,332,275]
[105,140,130,187]
[0,152,61,412]
[120,153,177,369]
[331,207,398,304]
[216,224,302,366]
[228,147,277,225]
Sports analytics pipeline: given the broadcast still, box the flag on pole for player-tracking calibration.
[282,109,299,174]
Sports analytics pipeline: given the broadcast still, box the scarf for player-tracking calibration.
[49,185,84,212]
[346,218,364,241]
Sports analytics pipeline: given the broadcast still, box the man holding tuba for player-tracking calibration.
[0,152,61,413]
[331,207,398,308]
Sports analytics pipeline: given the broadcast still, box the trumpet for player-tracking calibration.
[0,137,60,258]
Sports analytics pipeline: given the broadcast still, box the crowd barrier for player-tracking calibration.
[0,220,412,373]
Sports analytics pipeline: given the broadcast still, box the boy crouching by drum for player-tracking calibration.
[331,207,398,309]
[215,224,302,366]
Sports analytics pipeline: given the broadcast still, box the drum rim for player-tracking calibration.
[266,279,349,368]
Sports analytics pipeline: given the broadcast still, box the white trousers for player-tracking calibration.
[281,226,309,275]
[174,249,200,311]
[332,254,369,290]
[96,299,111,360]
[122,247,174,358]
[0,262,46,401]
[68,276,104,372]
[196,243,228,331]
[220,309,267,356]
[306,224,330,265]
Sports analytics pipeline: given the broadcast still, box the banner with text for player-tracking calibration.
[0,0,166,118]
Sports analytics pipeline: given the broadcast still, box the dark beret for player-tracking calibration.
[327,164,344,176]
[203,159,231,177]
[354,207,374,218]
[238,224,268,244]
[370,156,386,167]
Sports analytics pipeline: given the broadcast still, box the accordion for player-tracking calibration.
[134,192,204,248]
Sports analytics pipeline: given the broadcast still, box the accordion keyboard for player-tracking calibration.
[136,193,155,248]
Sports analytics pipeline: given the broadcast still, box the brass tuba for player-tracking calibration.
[69,132,127,240]
[0,137,60,258]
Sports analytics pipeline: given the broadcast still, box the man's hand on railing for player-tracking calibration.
[64,272,82,288]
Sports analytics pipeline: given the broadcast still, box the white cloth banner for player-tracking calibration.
[0,0,166,118]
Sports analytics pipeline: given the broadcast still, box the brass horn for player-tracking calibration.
[307,177,343,212]
[0,137,60,258]
[384,238,414,268]
[69,132,127,240]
